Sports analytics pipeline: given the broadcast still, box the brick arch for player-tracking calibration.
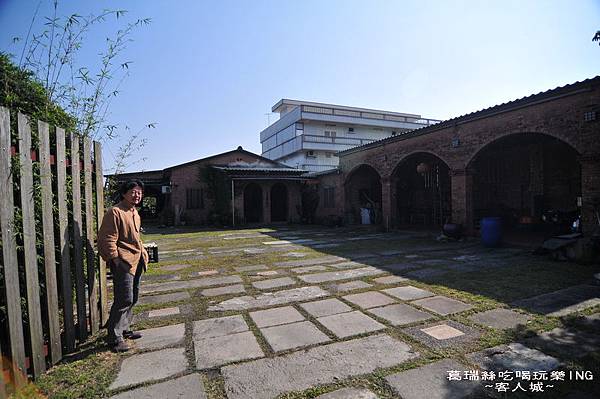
[343,163,383,224]
[464,131,581,170]
[388,150,452,179]
[343,162,382,183]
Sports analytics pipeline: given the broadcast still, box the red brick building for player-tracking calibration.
[314,76,600,234]
[108,147,309,225]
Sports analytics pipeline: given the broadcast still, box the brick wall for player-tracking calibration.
[323,78,600,233]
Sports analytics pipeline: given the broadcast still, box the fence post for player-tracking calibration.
[38,120,62,364]
[17,113,46,377]
[0,107,27,385]
[70,133,88,340]
[83,137,99,334]
[56,127,76,351]
[94,141,109,325]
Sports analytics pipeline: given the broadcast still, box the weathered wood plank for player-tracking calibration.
[38,120,62,364]
[0,107,27,382]
[56,127,75,351]
[94,141,108,325]
[83,137,99,334]
[0,341,5,398]
[18,112,46,377]
[70,133,87,340]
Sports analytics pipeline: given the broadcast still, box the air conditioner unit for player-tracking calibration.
[306,150,316,158]
[161,185,172,194]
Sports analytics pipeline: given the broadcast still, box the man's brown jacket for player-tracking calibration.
[98,201,149,275]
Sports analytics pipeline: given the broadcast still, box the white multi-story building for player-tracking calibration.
[260,99,441,173]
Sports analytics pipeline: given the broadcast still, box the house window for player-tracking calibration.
[323,187,335,208]
[584,111,596,122]
[324,130,337,137]
[186,188,204,209]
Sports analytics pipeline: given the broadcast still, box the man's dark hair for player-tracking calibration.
[119,179,145,199]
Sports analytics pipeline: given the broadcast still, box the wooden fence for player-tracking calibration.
[0,106,108,395]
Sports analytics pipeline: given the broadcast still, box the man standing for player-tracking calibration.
[98,180,149,352]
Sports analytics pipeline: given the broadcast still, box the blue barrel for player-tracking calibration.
[481,217,502,247]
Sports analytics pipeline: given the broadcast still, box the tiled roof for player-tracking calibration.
[339,76,600,156]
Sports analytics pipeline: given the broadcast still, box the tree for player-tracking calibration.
[594,30,600,45]
[5,1,153,174]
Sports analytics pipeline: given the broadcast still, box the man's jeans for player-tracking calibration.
[107,260,143,343]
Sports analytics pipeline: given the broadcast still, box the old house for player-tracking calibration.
[107,147,309,225]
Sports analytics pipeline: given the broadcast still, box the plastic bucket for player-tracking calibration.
[481,217,502,247]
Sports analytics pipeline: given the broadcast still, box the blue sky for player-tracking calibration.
[1,0,599,173]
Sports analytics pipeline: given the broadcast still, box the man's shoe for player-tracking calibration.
[123,330,142,340]
[113,340,131,352]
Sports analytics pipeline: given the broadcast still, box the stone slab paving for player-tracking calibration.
[138,291,190,306]
[110,347,187,390]
[525,327,600,359]
[200,284,246,297]
[467,342,561,371]
[329,281,373,292]
[377,250,404,256]
[511,284,600,316]
[469,308,530,330]
[368,303,434,326]
[243,248,267,254]
[299,267,386,284]
[159,264,190,272]
[141,274,181,283]
[193,315,248,339]
[273,255,345,268]
[415,259,450,266]
[403,320,480,350]
[252,277,297,290]
[292,265,329,273]
[411,295,473,315]
[343,252,378,260]
[404,268,449,279]
[254,270,282,277]
[141,275,243,294]
[342,291,396,309]
[330,261,368,270]
[235,264,268,272]
[263,240,291,245]
[315,387,378,399]
[385,359,482,399]
[372,275,408,285]
[222,334,418,399]
[132,323,185,351]
[260,320,331,352]
[380,263,420,273]
[312,243,341,248]
[300,298,353,317]
[195,331,264,369]
[317,310,386,338]
[109,373,207,399]
[383,285,434,301]
[223,234,264,240]
[208,286,330,311]
[146,306,180,318]
[250,306,305,327]
[195,270,219,277]
[284,252,307,257]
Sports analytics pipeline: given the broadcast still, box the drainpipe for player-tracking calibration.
[231,179,235,227]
